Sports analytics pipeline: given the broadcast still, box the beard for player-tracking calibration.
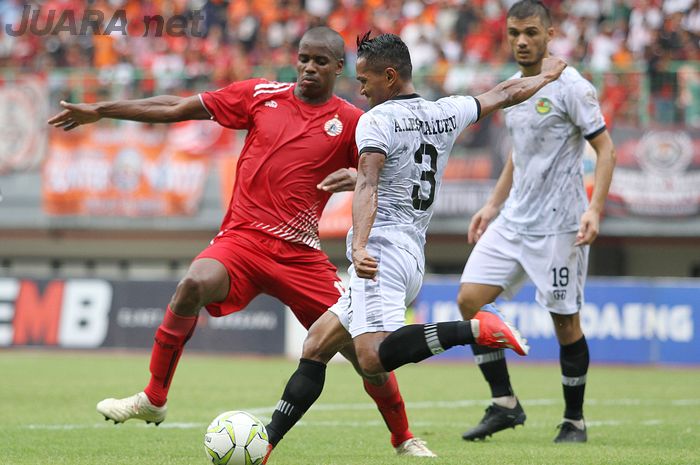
[517,58,538,67]
[515,48,547,67]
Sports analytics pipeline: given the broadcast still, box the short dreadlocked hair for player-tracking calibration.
[356,32,413,81]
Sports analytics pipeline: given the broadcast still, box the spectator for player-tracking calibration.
[628,0,663,57]
[2,0,695,128]
[589,21,620,71]
[683,0,700,36]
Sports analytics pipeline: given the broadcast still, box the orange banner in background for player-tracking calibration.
[43,122,221,216]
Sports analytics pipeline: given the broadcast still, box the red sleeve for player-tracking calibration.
[200,79,265,130]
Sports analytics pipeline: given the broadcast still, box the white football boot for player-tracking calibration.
[96,391,167,425]
[395,437,438,457]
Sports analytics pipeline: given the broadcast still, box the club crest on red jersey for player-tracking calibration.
[324,115,343,136]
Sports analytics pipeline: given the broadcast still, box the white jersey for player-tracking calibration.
[498,66,606,234]
[349,94,480,271]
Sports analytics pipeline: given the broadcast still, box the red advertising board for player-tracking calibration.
[0,278,286,354]
[607,129,700,217]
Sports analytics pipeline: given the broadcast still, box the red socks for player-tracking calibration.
[143,307,413,450]
[143,307,198,407]
[363,372,413,447]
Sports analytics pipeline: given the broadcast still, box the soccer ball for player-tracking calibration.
[204,411,270,465]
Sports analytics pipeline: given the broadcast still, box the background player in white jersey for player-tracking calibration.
[262,32,566,461]
[458,0,617,444]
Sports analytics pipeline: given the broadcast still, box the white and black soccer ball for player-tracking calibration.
[204,411,270,465]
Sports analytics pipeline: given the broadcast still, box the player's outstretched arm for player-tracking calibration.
[475,57,567,120]
[351,152,384,280]
[47,95,210,131]
[576,130,616,246]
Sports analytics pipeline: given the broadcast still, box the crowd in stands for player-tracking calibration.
[1,0,699,126]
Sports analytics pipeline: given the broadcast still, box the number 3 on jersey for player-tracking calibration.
[411,143,439,211]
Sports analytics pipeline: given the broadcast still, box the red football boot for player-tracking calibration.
[474,304,529,356]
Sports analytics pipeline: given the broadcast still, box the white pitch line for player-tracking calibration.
[23,419,699,431]
[25,424,103,430]
[671,399,700,406]
[24,422,207,430]
[20,398,700,431]
[248,397,699,415]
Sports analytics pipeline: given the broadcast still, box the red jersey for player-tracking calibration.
[200,79,363,249]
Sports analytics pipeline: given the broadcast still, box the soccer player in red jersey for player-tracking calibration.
[48,27,435,457]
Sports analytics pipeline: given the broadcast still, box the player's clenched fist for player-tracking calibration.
[352,247,379,280]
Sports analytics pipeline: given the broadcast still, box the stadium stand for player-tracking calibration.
[1,0,699,278]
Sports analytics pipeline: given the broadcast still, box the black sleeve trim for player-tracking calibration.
[359,146,388,157]
[584,125,606,140]
[473,96,482,122]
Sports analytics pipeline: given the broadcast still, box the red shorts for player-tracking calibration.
[195,229,344,329]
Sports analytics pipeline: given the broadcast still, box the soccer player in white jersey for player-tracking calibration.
[458,0,617,444]
[261,32,566,462]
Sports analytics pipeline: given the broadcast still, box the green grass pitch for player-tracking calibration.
[1,351,698,465]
